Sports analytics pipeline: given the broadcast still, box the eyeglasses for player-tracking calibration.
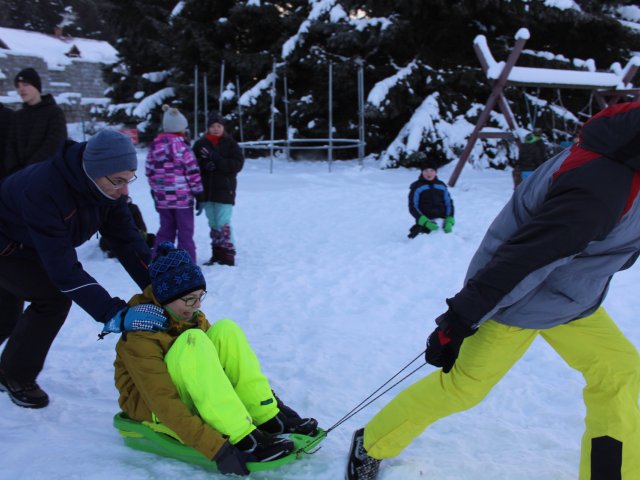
[105,174,137,189]
[180,291,207,307]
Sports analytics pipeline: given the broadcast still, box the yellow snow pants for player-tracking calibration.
[364,307,640,480]
[164,319,279,444]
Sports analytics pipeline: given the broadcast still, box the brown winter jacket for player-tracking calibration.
[113,285,227,460]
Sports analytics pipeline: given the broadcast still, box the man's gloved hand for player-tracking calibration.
[425,308,477,373]
[213,442,249,476]
[195,193,205,216]
[444,216,455,233]
[408,224,427,239]
[418,215,439,232]
[101,304,168,337]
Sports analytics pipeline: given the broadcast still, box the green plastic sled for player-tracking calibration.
[113,412,325,473]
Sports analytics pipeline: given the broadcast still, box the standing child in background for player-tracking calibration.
[513,129,548,187]
[114,242,319,476]
[193,111,244,266]
[99,196,156,258]
[147,104,204,262]
[407,159,455,239]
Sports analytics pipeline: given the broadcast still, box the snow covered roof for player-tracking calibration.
[0,27,118,70]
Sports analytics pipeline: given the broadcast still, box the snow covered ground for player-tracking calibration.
[1,152,639,480]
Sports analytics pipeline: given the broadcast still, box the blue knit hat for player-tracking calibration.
[83,130,138,179]
[149,242,206,305]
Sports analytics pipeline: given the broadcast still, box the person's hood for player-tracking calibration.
[52,140,124,207]
[579,102,640,170]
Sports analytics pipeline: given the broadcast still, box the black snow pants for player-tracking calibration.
[0,256,71,382]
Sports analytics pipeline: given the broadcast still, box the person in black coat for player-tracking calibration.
[192,112,244,266]
[513,129,548,187]
[3,68,67,177]
[0,103,13,178]
[407,159,455,238]
[99,196,156,258]
[0,130,167,409]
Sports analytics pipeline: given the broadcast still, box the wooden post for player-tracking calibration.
[448,31,528,187]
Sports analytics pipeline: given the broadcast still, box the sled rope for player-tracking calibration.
[324,351,427,434]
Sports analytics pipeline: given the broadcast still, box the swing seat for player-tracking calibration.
[113,412,325,472]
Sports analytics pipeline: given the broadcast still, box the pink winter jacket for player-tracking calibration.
[146,133,203,209]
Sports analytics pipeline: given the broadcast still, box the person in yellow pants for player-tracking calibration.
[346,102,640,480]
[364,311,640,479]
[114,242,318,476]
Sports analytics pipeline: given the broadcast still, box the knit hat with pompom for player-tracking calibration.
[162,104,188,133]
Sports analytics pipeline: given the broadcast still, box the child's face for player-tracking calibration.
[164,288,206,321]
[422,168,437,181]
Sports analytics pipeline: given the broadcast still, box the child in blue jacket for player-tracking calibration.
[407,159,455,238]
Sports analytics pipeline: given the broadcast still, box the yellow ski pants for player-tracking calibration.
[364,308,640,479]
[164,319,279,444]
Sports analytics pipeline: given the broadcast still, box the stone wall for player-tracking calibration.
[0,51,110,98]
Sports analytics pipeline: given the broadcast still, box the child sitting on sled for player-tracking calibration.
[113,242,318,476]
[407,157,455,238]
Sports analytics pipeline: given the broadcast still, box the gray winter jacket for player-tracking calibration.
[447,102,640,330]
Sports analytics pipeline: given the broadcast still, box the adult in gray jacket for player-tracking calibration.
[346,102,640,480]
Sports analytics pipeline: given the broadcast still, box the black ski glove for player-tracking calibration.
[425,307,477,373]
[195,192,205,216]
[408,224,428,239]
[213,442,249,476]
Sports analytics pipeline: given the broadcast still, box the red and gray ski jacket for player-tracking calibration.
[448,101,640,330]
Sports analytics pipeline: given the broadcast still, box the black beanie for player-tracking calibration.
[207,111,225,127]
[420,158,438,171]
[14,68,42,93]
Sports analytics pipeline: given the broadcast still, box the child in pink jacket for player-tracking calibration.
[146,104,203,261]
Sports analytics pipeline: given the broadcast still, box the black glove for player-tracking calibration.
[213,442,249,476]
[198,145,219,171]
[205,160,216,172]
[195,193,205,216]
[408,224,428,239]
[425,308,477,373]
[210,147,222,162]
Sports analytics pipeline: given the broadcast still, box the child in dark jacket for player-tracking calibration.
[407,159,455,238]
[192,111,244,267]
[99,196,155,258]
[114,242,318,476]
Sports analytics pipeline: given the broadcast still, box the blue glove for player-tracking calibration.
[100,304,167,338]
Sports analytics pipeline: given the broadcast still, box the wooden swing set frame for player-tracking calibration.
[448,28,640,187]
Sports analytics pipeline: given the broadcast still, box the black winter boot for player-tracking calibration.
[213,246,236,266]
[259,394,318,435]
[346,428,381,480]
[234,428,294,462]
[0,368,49,409]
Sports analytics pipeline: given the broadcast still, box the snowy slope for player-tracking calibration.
[1,155,639,480]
